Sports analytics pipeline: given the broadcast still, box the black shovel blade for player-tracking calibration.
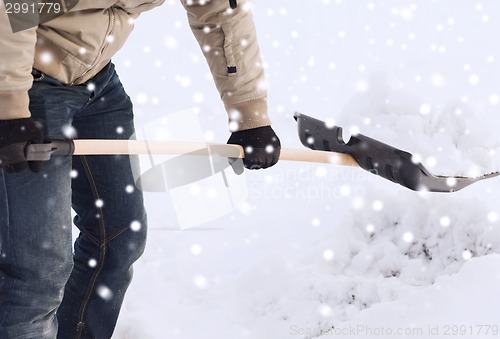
[294,112,499,193]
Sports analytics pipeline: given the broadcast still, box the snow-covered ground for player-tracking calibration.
[111,1,500,338]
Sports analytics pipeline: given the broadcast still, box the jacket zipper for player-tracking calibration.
[68,7,116,86]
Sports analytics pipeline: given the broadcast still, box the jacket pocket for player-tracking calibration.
[220,3,252,78]
[220,21,238,77]
[190,22,236,78]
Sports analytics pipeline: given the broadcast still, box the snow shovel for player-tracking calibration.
[293,112,500,192]
[25,114,498,193]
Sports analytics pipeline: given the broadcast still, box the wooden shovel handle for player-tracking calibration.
[72,139,359,167]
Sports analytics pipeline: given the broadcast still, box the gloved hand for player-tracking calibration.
[227,125,281,170]
[0,118,44,173]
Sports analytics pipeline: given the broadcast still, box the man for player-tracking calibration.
[0,0,280,337]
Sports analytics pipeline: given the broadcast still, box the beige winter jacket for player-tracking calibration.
[0,0,271,131]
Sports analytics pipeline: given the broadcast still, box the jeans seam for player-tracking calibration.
[105,226,131,243]
[80,225,130,246]
[80,229,100,247]
[74,155,107,339]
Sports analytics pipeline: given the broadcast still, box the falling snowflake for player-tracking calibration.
[348,125,360,136]
[318,304,332,317]
[136,93,148,104]
[352,197,364,210]
[339,185,351,197]
[130,221,141,232]
[426,157,437,168]
[488,94,499,105]
[191,244,202,255]
[468,74,480,85]
[265,145,274,154]
[439,216,451,227]
[164,36,178,50]
[446,177,457,187]
[372,200,384,211]
[402,232,414,243]
[488,212,498,223]
[366,224,375,233]
[356,80,369,92]
[419,103,432,115]
[462,250,473,260]
[228,121,239,132]
[62,125,77,138]
[323,249,335,261]
[175,75,191,88]
[193,92,205,103]
[40,51,53,64]
[193,275,209,289]
[96,285,113,301]
[430,74,446,87]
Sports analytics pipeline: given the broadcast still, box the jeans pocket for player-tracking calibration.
[32,68,45,82]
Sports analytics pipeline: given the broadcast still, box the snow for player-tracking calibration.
[335,254,500,339]
[109,0,500,338]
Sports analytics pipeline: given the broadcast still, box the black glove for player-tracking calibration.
[0,118,44,173]
[227,125,281,170]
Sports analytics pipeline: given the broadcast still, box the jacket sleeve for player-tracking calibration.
[0,2,37,120]
[180,0,271,131]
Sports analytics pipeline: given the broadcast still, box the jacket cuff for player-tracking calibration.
[225,97,272,132]
[0,90,31,120]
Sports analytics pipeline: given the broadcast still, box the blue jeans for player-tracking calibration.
[0,63,147,339]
